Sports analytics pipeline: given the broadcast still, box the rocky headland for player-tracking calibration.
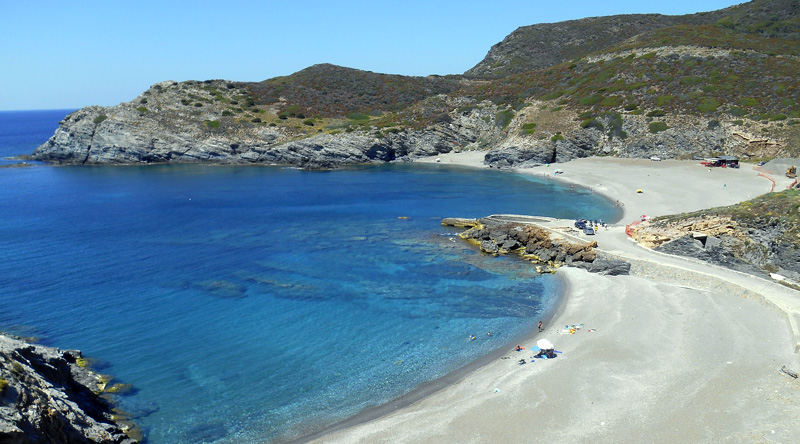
[31,1,800,169]
[0,334,138,444]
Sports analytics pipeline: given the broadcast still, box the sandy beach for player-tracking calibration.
[307,153,800,444]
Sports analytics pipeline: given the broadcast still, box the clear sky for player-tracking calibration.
[1,0,744,111]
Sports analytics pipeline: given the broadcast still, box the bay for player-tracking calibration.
[0,110,619,443]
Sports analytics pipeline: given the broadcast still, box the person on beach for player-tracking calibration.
[538,321,543,332]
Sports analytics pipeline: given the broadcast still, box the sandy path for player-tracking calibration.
[306,153,800,444]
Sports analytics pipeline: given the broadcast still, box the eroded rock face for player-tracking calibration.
[629,215,800,280]
[31,79,773,170]
[0,334,136,444]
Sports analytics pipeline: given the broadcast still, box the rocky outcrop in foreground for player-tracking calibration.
[0,334,136,444]
[443,217,630,275]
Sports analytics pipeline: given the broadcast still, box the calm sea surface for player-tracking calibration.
[0,110,619,443]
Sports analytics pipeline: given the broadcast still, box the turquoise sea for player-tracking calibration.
[0,110,619,443]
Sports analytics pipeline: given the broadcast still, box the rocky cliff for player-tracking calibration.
[0,334,137,444]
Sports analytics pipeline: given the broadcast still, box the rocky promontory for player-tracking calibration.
[0,334,137,444]
[443,216,630,275]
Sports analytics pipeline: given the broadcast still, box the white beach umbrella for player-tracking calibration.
[536,339,554,350]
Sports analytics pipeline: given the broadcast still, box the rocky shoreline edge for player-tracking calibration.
[442,215,631,275]
[0,334,139,444]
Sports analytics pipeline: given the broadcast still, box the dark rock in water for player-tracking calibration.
[185,422,227,443]
[575,258,631,275]
[115,399,159,419]
[0,334,137,443]
[196,280,247,299]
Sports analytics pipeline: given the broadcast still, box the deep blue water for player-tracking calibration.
[0,110,619,443]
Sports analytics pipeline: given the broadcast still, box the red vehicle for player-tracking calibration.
[701,158,724,167]
[701,156,739,168]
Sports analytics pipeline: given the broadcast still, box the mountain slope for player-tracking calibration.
[465,0,799,78]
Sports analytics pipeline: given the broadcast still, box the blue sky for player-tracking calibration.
[2,0,743,111]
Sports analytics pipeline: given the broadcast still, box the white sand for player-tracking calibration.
[307,153,800,444]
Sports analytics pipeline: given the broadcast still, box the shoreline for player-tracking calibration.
[306,153,800,444]
[288,271,570,444]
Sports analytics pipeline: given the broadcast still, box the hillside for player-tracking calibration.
[33,0,800,168]
[466,0,800,77]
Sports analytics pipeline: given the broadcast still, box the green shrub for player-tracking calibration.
[521,122,536,134]
[708,120,721,129]
[222,110,233,117]
[680,76,702,85]
[551,106,563,112]
[728,106,747,117]
[551,133,565,142]
[495,109,514,129]
[733,120,744,126]
[278,104,303,119]
[770,113,787,121]
[624,103,638,111]
[303,118,315,126]
[93,114,107,124]
[600,96,622,107]
[205,120,220,128]
[649,121,669,133]
[605,111,627,140]
[740,97,759,107]
[581,118,604,131]
[579,94,604,106]
[656,95,673,106]
[0,378,8,394]
[697,98,720,113]
[136,106,148,113]
[251,118,262,123]
[646,110,666,117]
[540,90,564,101]
[346,112,370,121]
